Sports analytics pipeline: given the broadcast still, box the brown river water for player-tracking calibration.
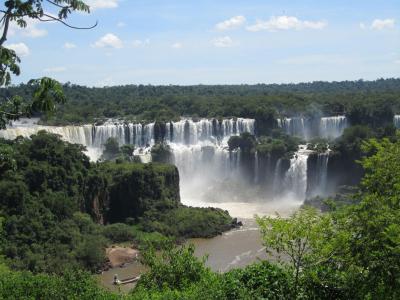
[98,194,302,292]
[98,219,269,292]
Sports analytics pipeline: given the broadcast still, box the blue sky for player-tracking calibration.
[4,0,400,86]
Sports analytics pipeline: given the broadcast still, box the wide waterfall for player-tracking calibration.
[0,117,335,217]
[1,118,254,157]
[277,116,348,140]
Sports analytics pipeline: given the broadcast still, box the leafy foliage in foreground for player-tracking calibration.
[0,266,115,300]
[132,244,293,300]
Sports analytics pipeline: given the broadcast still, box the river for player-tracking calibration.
[98,217,283,292]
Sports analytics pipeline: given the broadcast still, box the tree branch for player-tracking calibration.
[0,7,13,46]
[39,13,97,29]
[45,0,66,9]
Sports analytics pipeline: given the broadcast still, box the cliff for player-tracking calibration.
[85,162,180,224]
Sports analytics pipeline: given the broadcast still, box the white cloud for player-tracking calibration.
[132,39,150,48]
[117,22,125,27]
[86,0,118,10]
[371,18,395,30]
[216,16,246,31]
[359,22,366,30]
[213,36,234,48]
[64,42,77,49]
[43,66,67,73]
[171,42,183,49]
[6,43,30,57]
[247,15,327,32]
[93,33,123,49]
[9,19,47,38]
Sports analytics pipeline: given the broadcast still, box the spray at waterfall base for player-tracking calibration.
[1,117,353,218]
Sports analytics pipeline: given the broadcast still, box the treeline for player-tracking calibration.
[0,132,234,274]
[2,79,400,127]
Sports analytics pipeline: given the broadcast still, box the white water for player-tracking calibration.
[307,151,330,198]
[282,145,313,202]
[0,117,341,217]
[320,116,348,139]
[277,116,348,140]
[394,115,400,128]
[277,117,310,140]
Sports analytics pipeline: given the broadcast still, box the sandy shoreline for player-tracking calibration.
[106,246,139,268]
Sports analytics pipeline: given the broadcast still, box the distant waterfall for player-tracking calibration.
[394,115,400,128]
[0,124,94,146]
[254,152,259,184]
[272,158,283,196]
[277,116,348,140]
[277,117,310,140]
[317,153,329,192]
[0,118,255,158]
[1,117,331,213]
[319,116,348,139]
[0,118,255,192]
[307,151,330,198]
[283,145,312,201]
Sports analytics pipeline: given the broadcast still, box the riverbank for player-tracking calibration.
[98,218,269,292]
[106,246,139,268]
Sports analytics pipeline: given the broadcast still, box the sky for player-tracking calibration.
[3,0,400,86]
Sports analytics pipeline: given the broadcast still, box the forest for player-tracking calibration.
[0,132,235,274]
[2,78,399,129]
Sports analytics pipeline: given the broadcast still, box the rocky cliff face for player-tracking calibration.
[84,172,110,224]
[326,152,364,193]
[84,163,180,224]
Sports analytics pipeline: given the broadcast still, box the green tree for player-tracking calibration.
[256,207,334,296]
[228,132,256,152]
[101,137,120,160]
[136,243,210,292]
[342,138,400,298]
[151,142,172,163]
[0,142,16,175]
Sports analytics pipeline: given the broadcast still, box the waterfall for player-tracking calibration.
[277,117,309,139]
[272,158,282,196]
[283,145,312,201]
[277,116,348,140]
[0,118,255,177]
[254,152,260,184]
[319,116,348,139]
[316,152,329,193]
[394,115,400,128]
[0,124,94,146]
[0,117,329,215]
